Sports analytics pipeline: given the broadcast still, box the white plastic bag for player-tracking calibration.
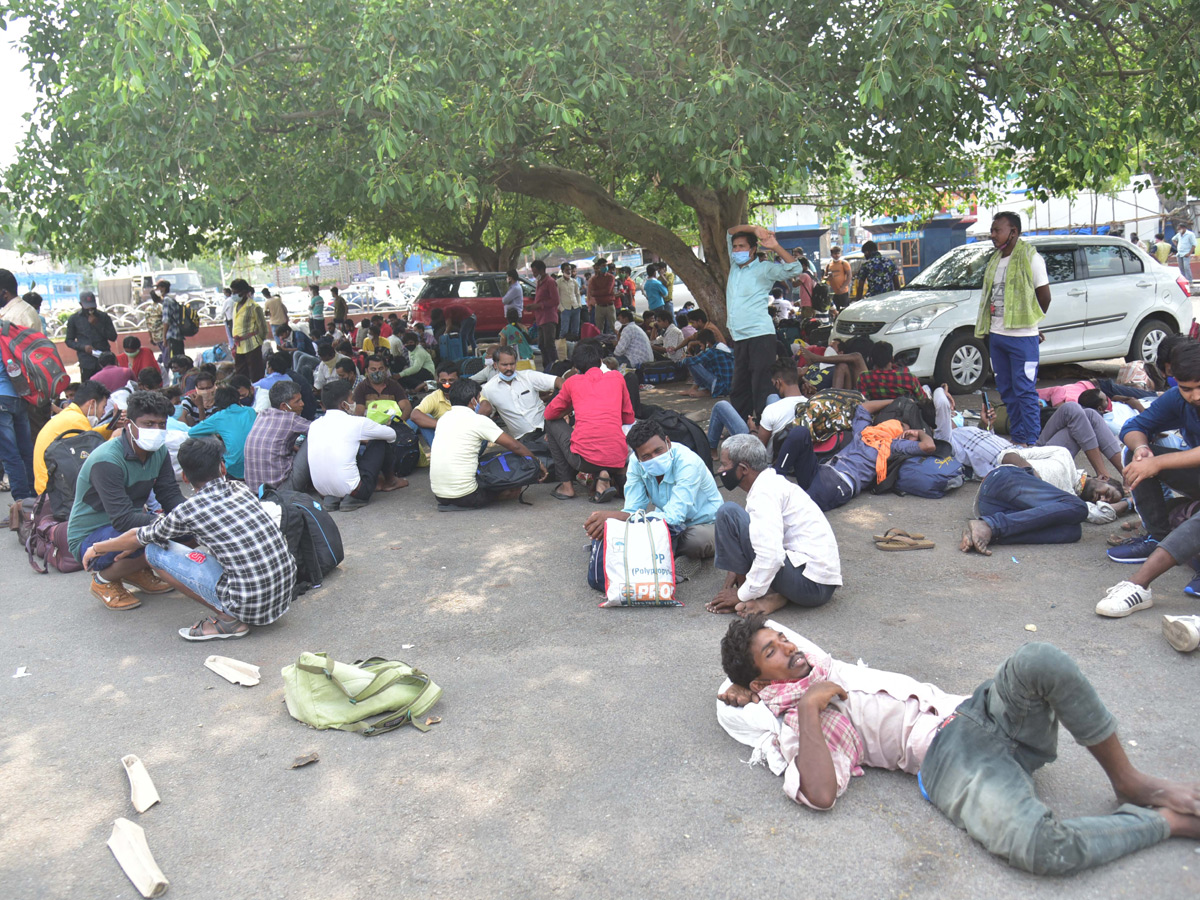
[601,512,679,607]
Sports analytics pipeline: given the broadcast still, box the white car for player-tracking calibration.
[831,235,1193,392]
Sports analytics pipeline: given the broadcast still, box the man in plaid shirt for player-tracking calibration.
[717,617,1200,874]
[682,331,735,397]
[82,436,296,641]
[856,341,925,400]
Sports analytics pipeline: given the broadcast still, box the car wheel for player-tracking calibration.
[1127,317,1173,364]
[934,331,990,392]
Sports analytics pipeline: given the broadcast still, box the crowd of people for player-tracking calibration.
[3,209,1200,876]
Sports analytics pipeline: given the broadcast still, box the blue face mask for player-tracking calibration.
[640,448,673,477]
[731,251,751,265]
[498,371,517,382]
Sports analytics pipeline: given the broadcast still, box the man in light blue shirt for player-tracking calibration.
[724,225,806,418]
[584,419,722,585]
[1174,223,1196,284]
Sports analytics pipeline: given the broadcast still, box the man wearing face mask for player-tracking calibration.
[583,418,723,586]
[229,278,269,382]
[725,226,807,419]
[477,346,562,440]
[975,212,1051,446]
[64,291,119,383]
[410,361,460,447]
[67,391,183,611]
[706,434,841,618]
[353,355,412,419]
[587,257,618,336]
[32,380,120,495]
[308,378,404,512]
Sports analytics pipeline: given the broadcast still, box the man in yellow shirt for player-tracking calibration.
[32,381,118,494]
[409,361,458,447]
[230,278,268,381]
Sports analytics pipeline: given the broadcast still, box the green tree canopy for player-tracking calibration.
[5,0,1200,323]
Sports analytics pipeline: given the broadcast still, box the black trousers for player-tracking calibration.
[729,333,777,418]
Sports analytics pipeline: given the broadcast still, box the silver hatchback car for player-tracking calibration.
[831,235,1193,392]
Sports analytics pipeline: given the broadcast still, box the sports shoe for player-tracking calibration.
[1185,575,1200,597]
[1163,615,1200,652]
[122,568,174,594]
[1096,581,1153,618]
[91,576,141,611]
[1106,536,1159,564]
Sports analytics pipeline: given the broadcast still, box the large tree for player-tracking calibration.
[5,0,1200,325]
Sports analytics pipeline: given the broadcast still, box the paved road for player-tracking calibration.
[2,381,1198,900]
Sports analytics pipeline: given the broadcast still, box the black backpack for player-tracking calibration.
[389,421,421,477]
[180,302,201,337]
[810,282,831,312]
[476,450,542,504]
[460,356,486,377]
[642,407,713,472]
[44,429,108,521]
[262,487,344,588]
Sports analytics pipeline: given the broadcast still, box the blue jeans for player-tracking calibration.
[988,332,1041,444]
[79,525,147,571]
[707,400,749,448]
[559,307,582,341]
[976,465,1087,544]
[772,426,854,512]
[0,395,35,500]
[712,503,835,607]
[920,643,1168,874]
[685,360,718,394]
[408,419,436,448]
[145,540,229,613]
[1180,253,1193,282]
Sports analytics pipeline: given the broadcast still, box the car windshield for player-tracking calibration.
[160,272,204,292]
[906,244,994,290]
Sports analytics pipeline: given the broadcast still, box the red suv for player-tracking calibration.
[410,273,536,336]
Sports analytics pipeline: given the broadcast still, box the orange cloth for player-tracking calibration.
[859,419,905,483]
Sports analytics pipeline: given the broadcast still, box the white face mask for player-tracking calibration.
[85,404,100,427]
[131,423,166,452]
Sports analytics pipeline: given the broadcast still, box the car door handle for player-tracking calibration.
[1067,289,1086,296]
[1136,281,1154,288]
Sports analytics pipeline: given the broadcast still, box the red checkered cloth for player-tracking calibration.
[856,365,925,401]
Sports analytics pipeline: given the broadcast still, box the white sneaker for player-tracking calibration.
[1096,581,1154,618]
[1162,615,1200,652]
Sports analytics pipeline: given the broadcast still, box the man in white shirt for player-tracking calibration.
[556,263,583,341]
[431,379,546,508]
[707,434,841,617]
[1173,222,1197,283]
[308,379,403,512]
[477,346,562,439]
[707,360,806,452]
[650,309,686,362]
[613,308,654,368]
[313,342,346,391]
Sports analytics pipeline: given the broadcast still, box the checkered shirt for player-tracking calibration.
[243,407,310,490]
[856,366,925,401]
[137,478,296,624]
[689,347,735,396]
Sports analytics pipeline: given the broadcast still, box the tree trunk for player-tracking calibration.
[495,164,739,328]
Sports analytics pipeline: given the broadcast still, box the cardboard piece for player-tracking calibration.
[107,818,169,898]
[203,655,261,686]
[121,755,160,813]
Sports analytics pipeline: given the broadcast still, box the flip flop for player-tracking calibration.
[872,527,926,542]
[551,488,577,500]
[591,487,617,503]
[875,535,935,551]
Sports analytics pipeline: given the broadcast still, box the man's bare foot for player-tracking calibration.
[734,592,788,618]
[1117,773,1200,816]
[1158,808,1200,839]
[379,477,408,492]
[706,586,740,614]
[684,388,709,398]
[959,519,993,555]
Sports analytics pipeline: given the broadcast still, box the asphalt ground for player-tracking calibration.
[1,369,1198,900]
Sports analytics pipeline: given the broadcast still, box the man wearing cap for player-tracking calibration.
[587,258,618,335]
[65,292,118,383]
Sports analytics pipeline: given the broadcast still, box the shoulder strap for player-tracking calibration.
[25,494,50,574]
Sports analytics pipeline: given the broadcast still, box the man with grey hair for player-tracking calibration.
[64,291,118,382]
[707,433,841,617]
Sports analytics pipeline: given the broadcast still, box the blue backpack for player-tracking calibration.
[894,455,965,499]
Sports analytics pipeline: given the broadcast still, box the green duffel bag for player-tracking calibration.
[281,652,442,736]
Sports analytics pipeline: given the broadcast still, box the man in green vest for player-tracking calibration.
[975,213,1052,445]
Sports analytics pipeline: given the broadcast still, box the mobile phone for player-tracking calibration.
[979,391,993,431]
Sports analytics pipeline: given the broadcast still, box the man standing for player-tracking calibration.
[643,264,669,317]
[531,259,560,373]
[221,286,236,348]
[974,212,1051,446]
[1153,232,1173,264]
[263,287,288,338]
[588,257,618,335]
[0,272,38,501]
[156,279,184,361]
[824,246,853,310]
[502,269,524,318]
[0,269,41,331]
[308,284,326,337]
[1173,221,1196,284]
[556,263,582,341]
[229,278,268,382]
[724,225,807,418]
[64,291,118,383]
[331,285,348,332]
[853,241,902,299]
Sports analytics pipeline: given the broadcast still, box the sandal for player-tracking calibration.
[551,487,577,500]
[874,535,935,551]
[872,527,926,543]
[591,487,617,503]
[178,616,249,642]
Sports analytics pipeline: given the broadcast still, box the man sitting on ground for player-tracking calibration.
[477,346,562,441]
[334,357,362,391]
[707,434,841,616]
[651,308,687,362]
[308,379,404,511]
[613,307,655,369]
[81,437,296,642]
[584,418,723,576]
[772,399,936,512]
[33,380,116,494]
[188,385,258,480]
[275,322,316,357]
[682,330,735,398]
[90,352,136,393]
[430,379,546,508]
[396,331,436,388]
[313,341,344,391]
[855,341,925,400]
[178,371,216,425]
[410,361,459,447]
[715,618,1200,874]
[707,360,807,453]
[243,380,311,492]
[67,391,183,610]
[353,354,413,420]
[117,335,160,379]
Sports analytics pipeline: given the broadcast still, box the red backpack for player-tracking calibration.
[0,320,70,407]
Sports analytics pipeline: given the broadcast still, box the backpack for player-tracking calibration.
[809,282,831,313]
[258,488,313,595]
[638,360,685,384]
[643,407,713,472]
[281,651,441,736]
[795,389,865,442]
[0,320,70,407]
[893,455,966,499]
[263,488,344,585]
[476,450,542,504]
[180,303,201,337]
[871,396,935,433]
[460,356,486,377]
[389,420,420,478]
[43,429,108,521]
[26,496,83,574]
